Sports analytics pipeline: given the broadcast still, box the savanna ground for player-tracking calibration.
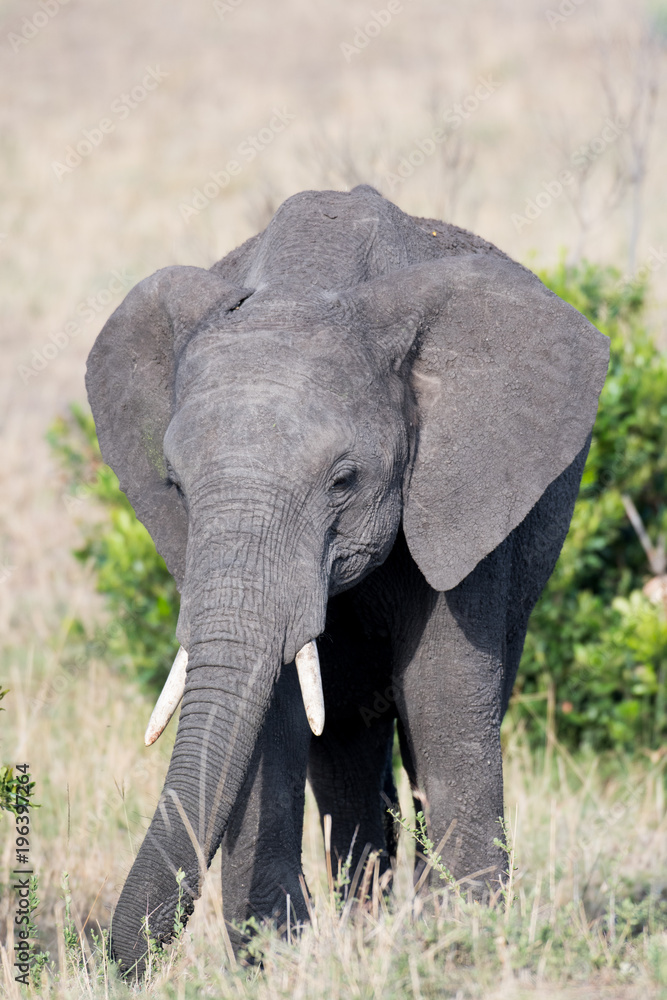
[1,0,666,995]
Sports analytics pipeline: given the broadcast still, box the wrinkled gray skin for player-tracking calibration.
[86,185,609,975]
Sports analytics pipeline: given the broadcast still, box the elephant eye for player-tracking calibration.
[330,467,358,495]
[165,460,181,490]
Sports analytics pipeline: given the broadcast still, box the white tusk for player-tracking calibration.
[145,641,325,744]
[295,640,325,736]
[144,646,188,747]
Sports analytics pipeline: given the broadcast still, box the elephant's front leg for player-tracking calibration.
[307,714,398,881]
[396,541,513,895]
[219,660,311,946]
[307,588,400,883]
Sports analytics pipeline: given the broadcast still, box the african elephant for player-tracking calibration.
[86,184,608,973]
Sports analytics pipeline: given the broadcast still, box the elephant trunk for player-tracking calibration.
[110,497,326,975]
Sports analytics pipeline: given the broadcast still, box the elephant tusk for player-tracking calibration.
[145,642,325,744]
[295,640,325,736]
[144,646,188,747]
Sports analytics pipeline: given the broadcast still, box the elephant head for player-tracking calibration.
[86,186,608,972]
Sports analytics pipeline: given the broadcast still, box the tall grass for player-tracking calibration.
[0,644,665,998]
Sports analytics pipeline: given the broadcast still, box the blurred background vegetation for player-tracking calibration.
[49,258,667,754]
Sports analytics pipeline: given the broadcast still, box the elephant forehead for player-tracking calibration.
[167,343,401,483]
[193,382,356,438]
[166,392,364,488]
[176,330,379,402]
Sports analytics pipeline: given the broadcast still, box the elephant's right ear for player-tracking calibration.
[85,266,252,588]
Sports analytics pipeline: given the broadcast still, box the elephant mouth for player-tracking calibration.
[144,638,325,747]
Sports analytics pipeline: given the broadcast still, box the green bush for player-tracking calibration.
[49,406,179,690]
[514,259,667,750]
[0,689,21,814]
[50,259,667,749]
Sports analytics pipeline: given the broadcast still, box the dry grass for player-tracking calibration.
[0,645,665,998]
[1,0,667,996]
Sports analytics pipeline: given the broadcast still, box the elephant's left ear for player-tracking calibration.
[348,253,609,592]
